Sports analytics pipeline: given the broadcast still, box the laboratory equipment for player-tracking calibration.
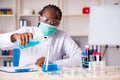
[42,38,60,73]
[17,40,40,49]
[82,51,88,68]
[42,64,59,72]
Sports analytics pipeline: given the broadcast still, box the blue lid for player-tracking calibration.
[82,51,87,56]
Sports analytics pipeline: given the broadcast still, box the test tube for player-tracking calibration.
[85,45,90,61]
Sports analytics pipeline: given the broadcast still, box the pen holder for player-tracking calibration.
[42,64,59,72]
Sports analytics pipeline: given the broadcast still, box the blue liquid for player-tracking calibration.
[42,64,59,72]
[15,68,31,72]
[18,40,40,49]
[13,48,20,66]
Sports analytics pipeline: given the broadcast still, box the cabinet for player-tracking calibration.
[0,49,13,66]
[0,0,17,32]
[0,0,17,66]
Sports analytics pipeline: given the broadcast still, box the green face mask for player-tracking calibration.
[39,22,58,36]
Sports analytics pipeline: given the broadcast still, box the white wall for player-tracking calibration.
[102,46,120,66]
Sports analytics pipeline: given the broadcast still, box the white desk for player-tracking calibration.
[0,66,120,80]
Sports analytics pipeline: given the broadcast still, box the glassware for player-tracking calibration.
[42,63,59,72]
[17,40,40,49]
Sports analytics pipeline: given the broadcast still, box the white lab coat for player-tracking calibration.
[0,26,82,67]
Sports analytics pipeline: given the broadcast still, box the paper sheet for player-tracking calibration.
[0,67,38,73]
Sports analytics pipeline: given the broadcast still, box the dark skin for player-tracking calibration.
[11,8,59,67]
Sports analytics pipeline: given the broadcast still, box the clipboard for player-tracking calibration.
[0,67,38,73]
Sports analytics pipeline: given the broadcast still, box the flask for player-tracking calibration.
[42,63,59,72]
[42,43,59,72]
[17,40,40,49]
[17,32,46,49]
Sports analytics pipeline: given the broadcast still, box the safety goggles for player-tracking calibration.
[40,16,60,26]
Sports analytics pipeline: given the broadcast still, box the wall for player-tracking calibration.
[72,36,88,51]
[102,46,120,66]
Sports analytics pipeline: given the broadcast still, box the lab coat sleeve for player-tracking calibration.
[0,32,17,49]
[0,27,28,49]
[53,35,82,67]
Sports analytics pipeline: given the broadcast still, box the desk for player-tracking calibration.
[0,66,120,80]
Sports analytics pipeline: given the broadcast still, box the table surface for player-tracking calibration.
[0,66,120,80]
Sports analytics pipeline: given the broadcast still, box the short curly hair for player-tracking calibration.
[39,4,62,21]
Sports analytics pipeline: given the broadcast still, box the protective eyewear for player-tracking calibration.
[40,16,60,26]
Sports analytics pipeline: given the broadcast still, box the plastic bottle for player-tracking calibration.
[82,51,88,68]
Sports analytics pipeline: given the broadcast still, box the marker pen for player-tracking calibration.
[94,52,101,62]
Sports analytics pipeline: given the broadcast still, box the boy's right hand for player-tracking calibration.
[11,32,33,47]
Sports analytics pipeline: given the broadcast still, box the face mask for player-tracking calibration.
[39,22,58,36]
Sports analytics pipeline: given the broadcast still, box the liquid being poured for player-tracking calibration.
[17,40,40,49]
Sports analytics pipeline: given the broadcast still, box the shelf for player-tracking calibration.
[63,14,89,17]
[0,15,15,17]
[19,14,39,17]
[0,56,13,58]
[19,14,89,17]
